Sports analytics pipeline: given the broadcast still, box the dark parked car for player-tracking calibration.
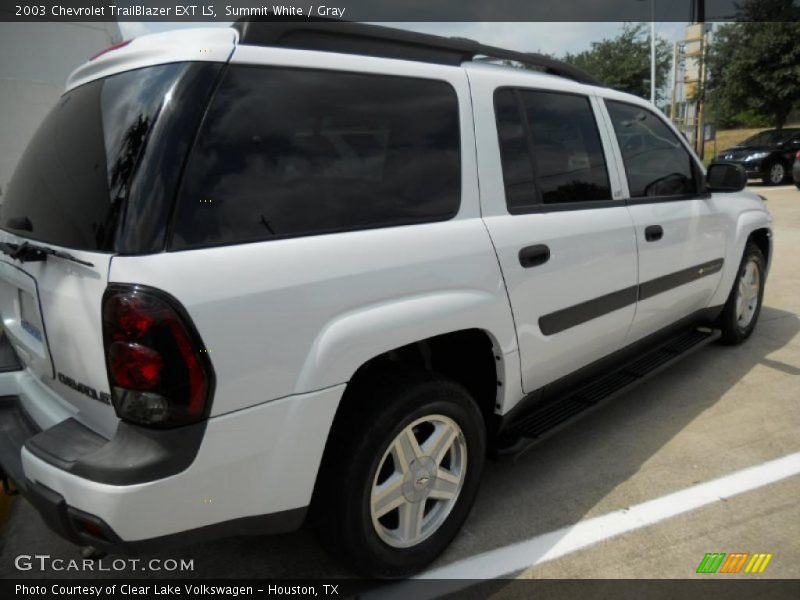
[713,128,800,185]
[793,150,800,189]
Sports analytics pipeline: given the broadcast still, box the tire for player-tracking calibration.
[718,242,766,345]
[312,367,486,578]
[762,161,786,185]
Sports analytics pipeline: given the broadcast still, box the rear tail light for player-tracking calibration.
[796,150,800,160]
[102,285,213,428]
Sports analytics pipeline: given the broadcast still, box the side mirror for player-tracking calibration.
[706,162,747,192]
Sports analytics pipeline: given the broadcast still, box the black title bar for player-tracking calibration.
[1,0,799,22]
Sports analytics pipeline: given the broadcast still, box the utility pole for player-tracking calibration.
[637,0,656,105]
[650,5,656,105]
[670,41,679,121]
[692,0,708,160]
[696,29,707,159]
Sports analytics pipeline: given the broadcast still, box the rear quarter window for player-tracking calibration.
[170,65,461,250]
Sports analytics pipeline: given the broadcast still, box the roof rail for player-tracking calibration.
[232,19,603,87]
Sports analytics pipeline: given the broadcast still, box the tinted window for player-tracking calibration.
[0,64,189,251]
[494,90,537,211]
[521,91,611,204]
[171,66,461,249]
[606,101,697,198]
[494,89,610,210]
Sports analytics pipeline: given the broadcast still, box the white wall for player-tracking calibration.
[0,22,121,199]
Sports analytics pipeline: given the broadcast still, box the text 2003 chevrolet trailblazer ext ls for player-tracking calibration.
[0,21,771,577]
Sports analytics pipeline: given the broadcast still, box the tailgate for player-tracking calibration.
[0,235,116,437]
[0,61,225,438]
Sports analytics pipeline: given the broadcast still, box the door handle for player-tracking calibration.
[644,225,663,242]
[519,244,550,268]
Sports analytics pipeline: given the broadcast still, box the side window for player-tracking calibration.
[606,100,697,198]
[494,90,537,211]
[494,89,611,211]
[520,91,611,205]
[171,66,461,249]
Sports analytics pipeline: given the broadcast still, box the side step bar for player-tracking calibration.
[495,326,721,461]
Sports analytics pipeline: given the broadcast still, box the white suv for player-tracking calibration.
[0,21,772,577]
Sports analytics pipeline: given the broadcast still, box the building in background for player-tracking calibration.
[669,23,713,156]
[0,22,121,199]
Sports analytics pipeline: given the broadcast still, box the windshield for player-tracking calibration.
[741,129,796,147]
[0,64,187,252]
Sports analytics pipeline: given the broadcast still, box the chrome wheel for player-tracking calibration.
[768,163,785,185]
[735,259,761,328]
[370,414,467,548]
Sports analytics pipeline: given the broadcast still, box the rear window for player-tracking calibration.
[0,64,189,252]
[170,65,461,250]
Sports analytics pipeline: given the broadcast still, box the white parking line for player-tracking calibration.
[376,452,800,598]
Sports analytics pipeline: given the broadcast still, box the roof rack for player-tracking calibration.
[232,19,603,87]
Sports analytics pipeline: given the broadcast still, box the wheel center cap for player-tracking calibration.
[402,456,437,502]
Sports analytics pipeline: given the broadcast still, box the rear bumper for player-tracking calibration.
[2,414,306,552]
[0,334,343,549]
[0,396,120,547]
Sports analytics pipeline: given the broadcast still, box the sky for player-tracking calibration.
[118,21,690,58]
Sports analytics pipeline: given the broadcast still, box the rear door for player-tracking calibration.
[600,99,727,340]
[469,67,638,393]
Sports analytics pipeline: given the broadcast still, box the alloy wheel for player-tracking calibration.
[735,259,761,328]
[370,414,467,548]
[768,163,785,185]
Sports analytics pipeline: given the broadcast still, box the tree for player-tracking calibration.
[561,23,671,103]
[706,20,800,130]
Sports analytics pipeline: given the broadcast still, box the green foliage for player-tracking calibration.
[560,23,671,102]
[706,19,800,130]
[728,110,772,128]
[731,0,800,21]
[707,102,772,129]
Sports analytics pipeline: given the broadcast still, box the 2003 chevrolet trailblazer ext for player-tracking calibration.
[0,21,771,577]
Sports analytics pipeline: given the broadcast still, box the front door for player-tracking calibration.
[600,99,727,341]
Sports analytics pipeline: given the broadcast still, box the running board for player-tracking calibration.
[495,326,721,461]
